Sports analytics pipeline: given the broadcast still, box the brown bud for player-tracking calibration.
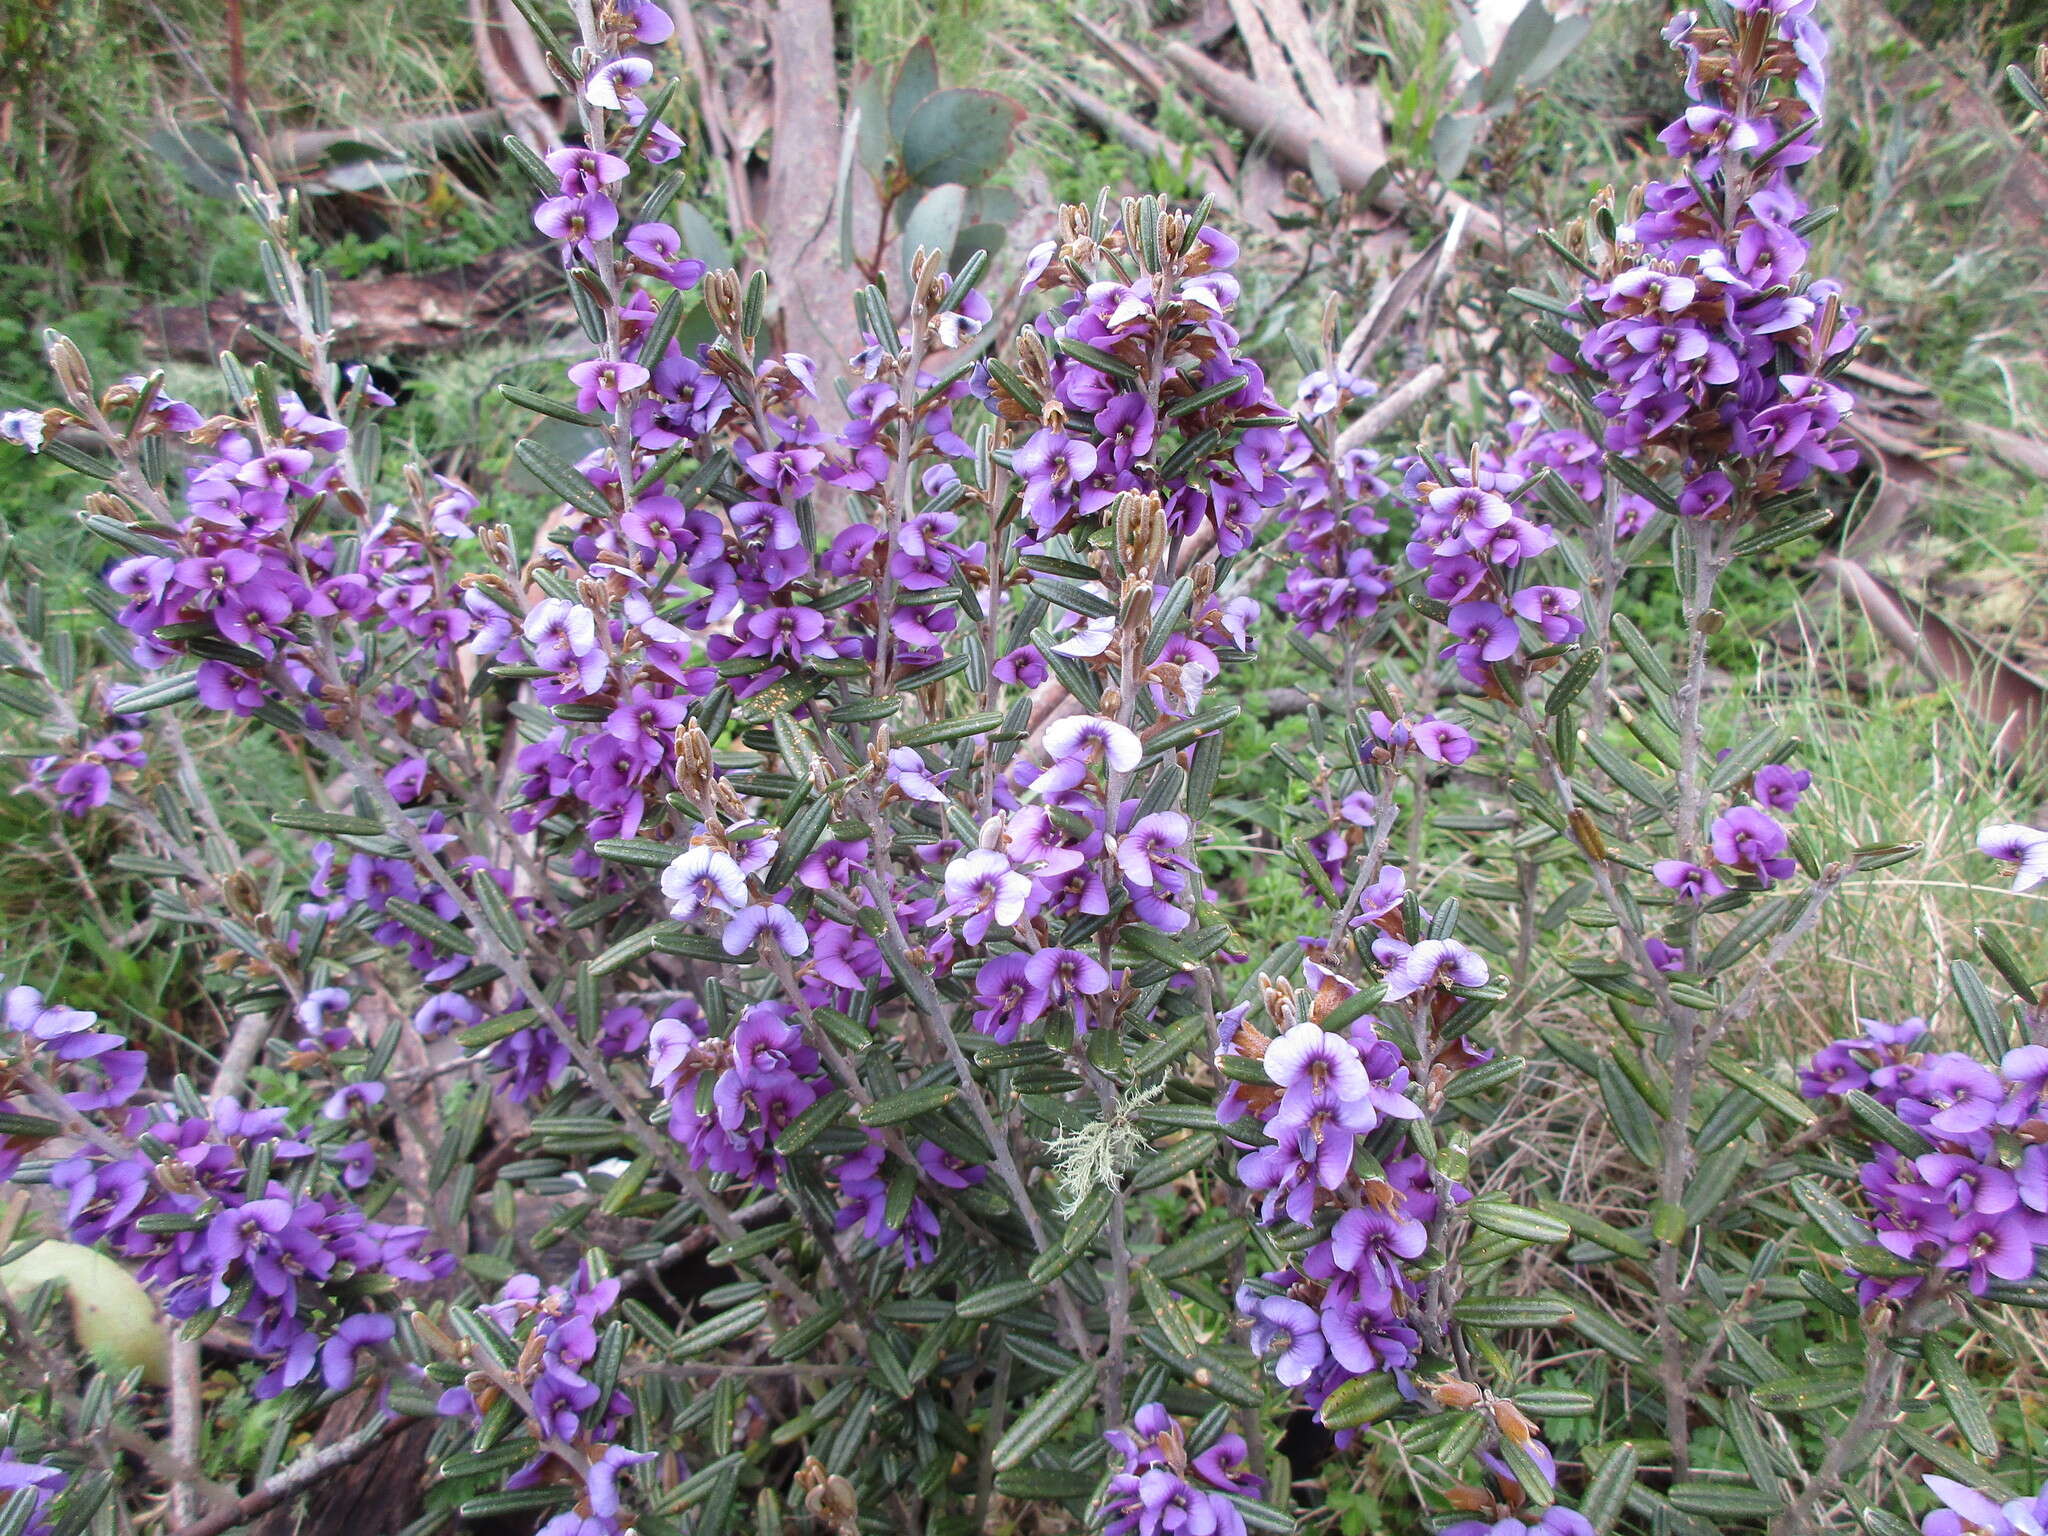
[1114,490,1167,576]
[222,870,263,920]
[1444,1484,1496,1514]
[45,334,93,404]
[674,721,715,802]
[1428,1377,1485,1410]
[82,491,133,524]
[1159,210,1190,261]
[1493,1399,1539,1445]
[702,269,743,331]
[796,1458,859,1536]
[1307,970,1352,1025]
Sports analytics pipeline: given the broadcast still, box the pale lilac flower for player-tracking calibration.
[1979,823,2048,894]
[884,747,948,803]
[933,850,1030,943]
[1383,939,1488,1002]
[661,846,748,920]
[1039,714,1143,795]
[584,57,652,110]
[723,903,808,957]
[1918,1474,2048,1536]
[0,410,45,452]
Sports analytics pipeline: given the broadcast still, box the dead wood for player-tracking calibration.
[1817,553,2048,763]
[763,0,860,396]
[130,251,565,364]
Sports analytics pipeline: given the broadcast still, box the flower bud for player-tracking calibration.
[673,721,715,802]
[1113,491,1166,576]
[83,491,133,525]
[796,1459,859,1536]
[44,333,93,405]
[702,269,743,332]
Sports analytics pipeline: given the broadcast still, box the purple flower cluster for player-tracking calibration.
[1215,964,1440,1421]
[7,979,440,1400]
[648,999,821,1186]
[438,1263,652,1536]
[1558,1,1859,503]
[1391,452,1583,689]
[1100,1402,1262,1536]
[1500,389,1659,539]
[1801,1013,2048,1301]
[1652,763,1809,905]
[1010,224,1287,559]
[1271,436,1394,638]
[1,984,146,1166]
[42,1085,444,1397]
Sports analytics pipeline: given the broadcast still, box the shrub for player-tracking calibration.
[1,2,2043,1535]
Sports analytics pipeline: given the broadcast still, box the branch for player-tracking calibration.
[167,1416,410,1536]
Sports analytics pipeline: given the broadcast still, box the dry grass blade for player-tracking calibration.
[1817,552,2048,763]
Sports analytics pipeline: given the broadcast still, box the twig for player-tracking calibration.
[1332,363,1450,456]
[162,1415,409,1536]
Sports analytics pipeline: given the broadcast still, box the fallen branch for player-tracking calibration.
[1156,40,1506,250]
[170,1416,409,1536]
[131,251,564,363]
[1334,362,1452,455]
[1817,552,2048,762]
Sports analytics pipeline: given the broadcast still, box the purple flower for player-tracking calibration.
[1115,812,1191,889]
[567,359,649,414]
[523,599,607,693]
[1653,858,1729,904]
[1710,805,1796,886]
[1249,1295,1325,1387]
[884,747,949,803]
[662,846,748,920]
[1411,717,1476,766]
[1753,762,1812,810]
[1012,429,1099,530]
[320,1081,386,1120]
[534,193,620,248]
[932,850,1030,944]
[319,1312,395,1391]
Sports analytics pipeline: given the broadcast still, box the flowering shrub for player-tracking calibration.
[0,1,2043,1534]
